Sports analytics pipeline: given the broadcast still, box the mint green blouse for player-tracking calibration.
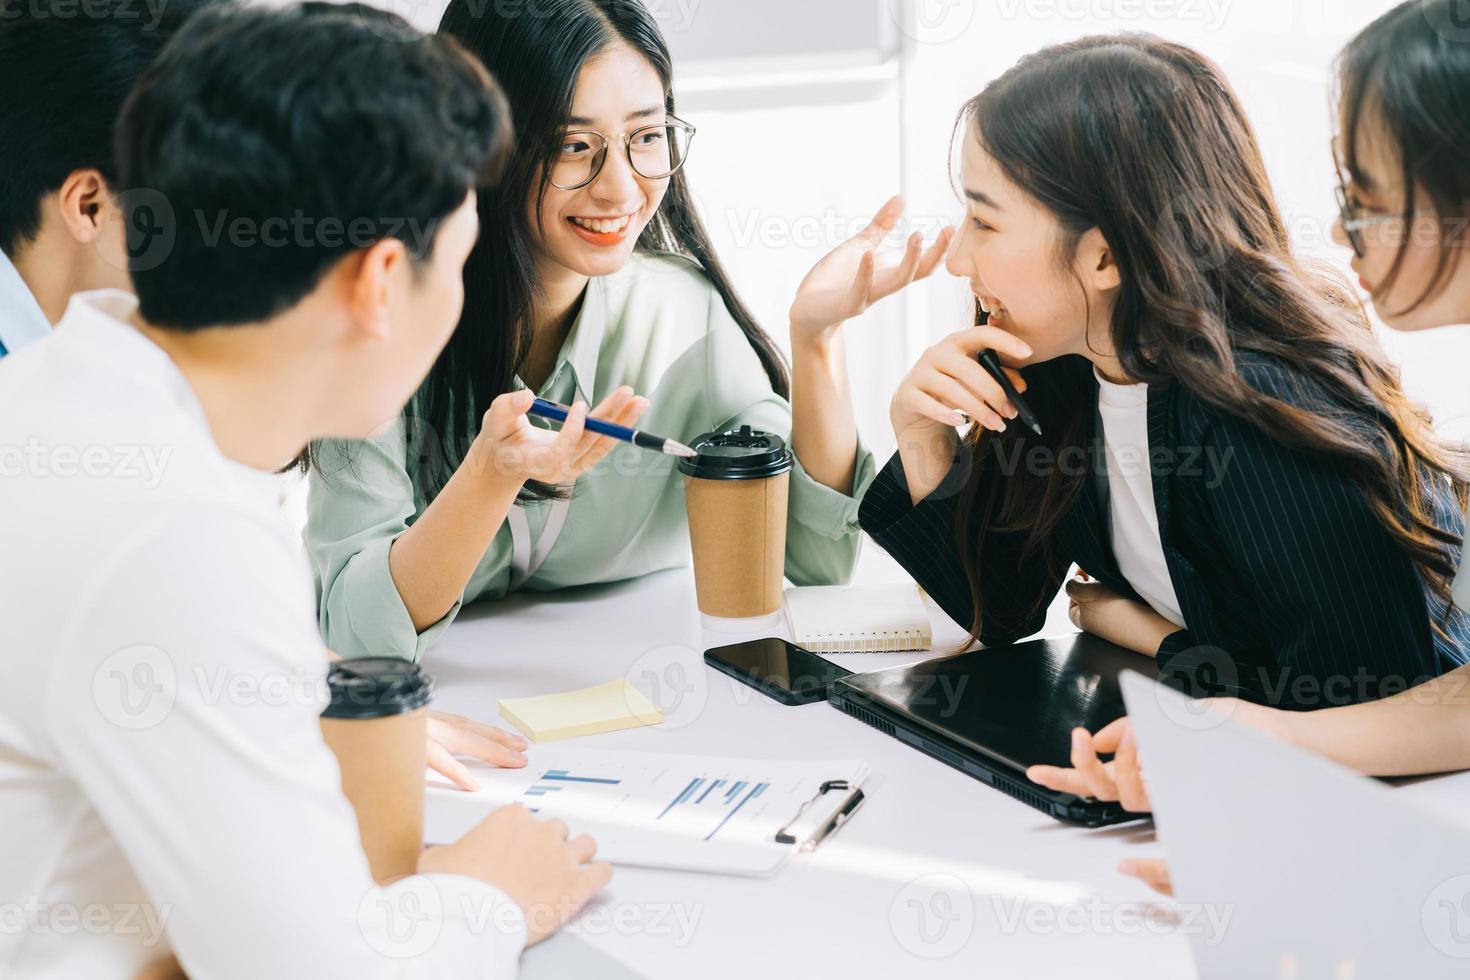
[306,252,876,661]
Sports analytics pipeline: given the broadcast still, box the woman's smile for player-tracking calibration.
[976,291,1010,324]
[567,209,640,246]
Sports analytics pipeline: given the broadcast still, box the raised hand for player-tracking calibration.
[789,195,954,343]
[890,322,1033,437]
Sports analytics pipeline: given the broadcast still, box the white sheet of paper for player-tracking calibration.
[426,747,869,876]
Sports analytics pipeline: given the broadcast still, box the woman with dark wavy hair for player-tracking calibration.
[1028,1,1470,896]
[859,31,1470,715]
[305,0,948,661]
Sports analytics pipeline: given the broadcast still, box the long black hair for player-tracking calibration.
[948,34,1469,645]
[419,0,789,504]
[1338,0,1470,313]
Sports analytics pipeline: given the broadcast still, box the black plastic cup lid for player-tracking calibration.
[677,425,793,481]
[322,657,433,719]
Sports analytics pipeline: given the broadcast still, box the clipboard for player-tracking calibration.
[774,780,865,850]
[424,749,869,877]
[599,779,865,876]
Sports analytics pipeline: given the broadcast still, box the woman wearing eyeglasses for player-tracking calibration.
[1027,0,1470,895]
[304,0,949,661]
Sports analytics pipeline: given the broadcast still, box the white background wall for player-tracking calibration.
[315,0,1470,456]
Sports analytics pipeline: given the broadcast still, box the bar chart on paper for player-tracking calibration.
[518,761,775,842]
[425,749,869,874]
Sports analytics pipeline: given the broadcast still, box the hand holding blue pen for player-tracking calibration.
[529,397,697,458]
[475,388,658,486]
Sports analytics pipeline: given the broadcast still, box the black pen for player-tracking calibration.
[975,307,1042,436]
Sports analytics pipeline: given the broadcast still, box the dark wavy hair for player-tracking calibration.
[418,0,789,504]
[950,33,1470,646]
[1337,0,1470,314]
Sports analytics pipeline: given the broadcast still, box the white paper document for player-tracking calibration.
[425,748,869,876]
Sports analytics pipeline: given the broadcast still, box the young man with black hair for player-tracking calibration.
[0,0,218,358]
[0,4,610,977]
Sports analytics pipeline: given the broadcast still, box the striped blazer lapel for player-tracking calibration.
[1147,381,1215,631]
[1061,384,1121,584]
[1147,382,1173,533]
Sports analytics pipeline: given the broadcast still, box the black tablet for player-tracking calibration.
[829,632,1158,827]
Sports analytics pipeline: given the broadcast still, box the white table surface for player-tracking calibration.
[423,544,1470,979]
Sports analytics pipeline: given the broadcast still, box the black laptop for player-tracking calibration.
[828,632,1158,827]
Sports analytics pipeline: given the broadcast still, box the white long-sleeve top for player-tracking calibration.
[0,290,526,979]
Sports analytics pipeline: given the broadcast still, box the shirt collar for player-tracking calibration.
[1094,365,1148,407]
[56,289,291,502]
[58,290,205,420]
[0,247,54,354]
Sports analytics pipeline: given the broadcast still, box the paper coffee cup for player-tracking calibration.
[319,657,432,884]
[678,426,793,621]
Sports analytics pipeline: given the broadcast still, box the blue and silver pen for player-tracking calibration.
[528,398,698,458]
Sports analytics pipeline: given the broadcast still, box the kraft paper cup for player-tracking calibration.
[319,657,432,884]
[678,426,793,628]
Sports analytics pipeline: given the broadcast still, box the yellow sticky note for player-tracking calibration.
[497,679,664,742]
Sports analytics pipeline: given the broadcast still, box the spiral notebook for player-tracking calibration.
[783,584,932,653]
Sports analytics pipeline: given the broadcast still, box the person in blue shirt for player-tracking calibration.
[0,0,217,358]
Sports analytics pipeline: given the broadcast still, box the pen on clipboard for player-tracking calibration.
[975,307,1043,437]
[527,397,698,458]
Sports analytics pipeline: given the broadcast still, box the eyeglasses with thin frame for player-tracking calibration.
[1331,136,1435,258]
[550,115,696,191]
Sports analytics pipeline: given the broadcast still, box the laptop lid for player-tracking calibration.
[832,632,1156,771]
[1121,670,1470,979]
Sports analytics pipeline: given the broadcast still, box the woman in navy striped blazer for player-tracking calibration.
[857,30,1470,720]
[1018,0,1470,896]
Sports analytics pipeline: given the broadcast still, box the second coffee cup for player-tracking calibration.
[678,425,793,625]
[319,657,432,884]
